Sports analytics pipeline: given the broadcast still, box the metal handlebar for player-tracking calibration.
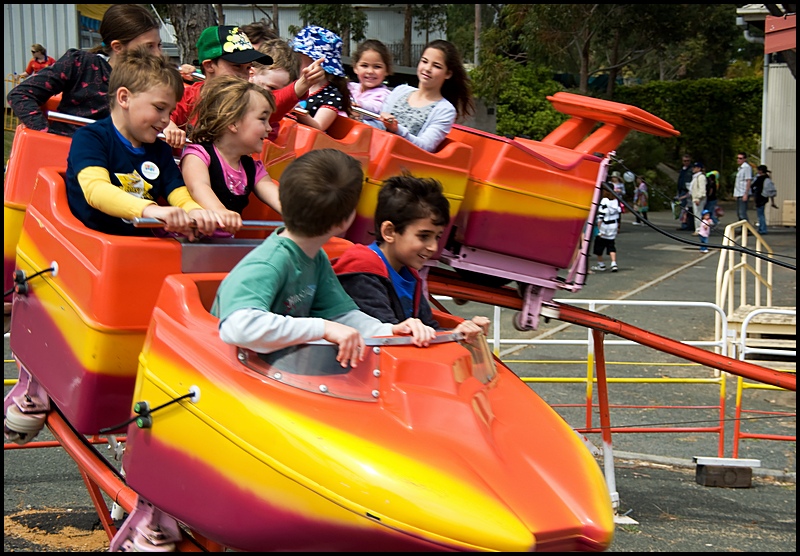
[46,111,191,143]
[132,218,283,230]
[291,106,382,121]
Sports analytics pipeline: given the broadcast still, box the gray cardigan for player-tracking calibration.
[367,84,456,152]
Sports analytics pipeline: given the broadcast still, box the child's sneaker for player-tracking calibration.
[610,263,618,272]
[591,264,606,272]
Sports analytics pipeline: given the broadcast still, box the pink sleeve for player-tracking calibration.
[254,159,269,183]
[180,143,211,167]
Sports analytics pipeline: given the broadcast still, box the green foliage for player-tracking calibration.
[471,59,567,139]
[413,5,448,44]
[446,4,496,64]
[293,5,367,43]
[613,77,762,198]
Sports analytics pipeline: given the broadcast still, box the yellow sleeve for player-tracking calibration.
[78,166,155,219]
[167,186,204,213]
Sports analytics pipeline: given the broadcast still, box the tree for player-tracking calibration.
[447,4,498,65]
[412,5,448,46]
[153,4,218,65]
[403,5,413,67]
[293,4,367,56]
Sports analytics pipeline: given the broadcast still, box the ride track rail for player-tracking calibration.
[44,407,221,552]
[424,266,796,392]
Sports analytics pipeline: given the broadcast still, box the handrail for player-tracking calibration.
[132,218,283,230]
[46,111,191,144]
[738,308,796,361]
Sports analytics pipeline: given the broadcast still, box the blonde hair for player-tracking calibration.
[189,76,276,143]
[252,38,299,81]
[31,43,47,56]
[108,46,183,109]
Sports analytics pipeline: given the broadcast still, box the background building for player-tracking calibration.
[736,4,796,227]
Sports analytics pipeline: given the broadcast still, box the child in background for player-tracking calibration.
[250,38,298,92]
[250,38,327,143]
[65,48,222,240]
[632,175,649,225]
[608,171,626,229]
[332,173,489,343]
[348,39,393,125]
[372,39,475,152]
[591,186,621,273]
[181,76,281,234]
[241,20,279,51]
[698,210,713,253]
[290,25,353,131]
[212,149,437,368]
[164,25,273,146]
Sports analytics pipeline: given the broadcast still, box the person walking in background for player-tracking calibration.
[734,151,753,223]
[608,171,626,230]
[676,154,694,231]
[632,174,649,225]
[751,164,773,235]
[698,210,713,253]
[7,4,166,139]
[348,39,393,125]
[689,161,707,236]
[591,187,621,273]
[370,39,475,153]
[704,170,720,225]
[18,44,55,79]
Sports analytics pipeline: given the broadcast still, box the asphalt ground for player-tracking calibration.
[4,201,796,552]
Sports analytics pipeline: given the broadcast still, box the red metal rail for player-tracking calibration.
[425,267,796,392]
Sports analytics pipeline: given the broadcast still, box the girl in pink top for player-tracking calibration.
[348,39,393,124]
[181,77,282,236]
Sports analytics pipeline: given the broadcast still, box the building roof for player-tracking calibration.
[765,13,796,54]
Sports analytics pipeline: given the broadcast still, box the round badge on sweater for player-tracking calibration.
[141,161,159,180]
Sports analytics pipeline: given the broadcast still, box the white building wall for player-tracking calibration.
[766,63,796,150]
[4,4,79,94]
[765,64,796,227]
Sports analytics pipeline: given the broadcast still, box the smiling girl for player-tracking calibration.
[371,40,474,152]
[181,76,282,235]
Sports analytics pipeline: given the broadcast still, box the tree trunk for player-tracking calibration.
[579,27,591,95]
[166,5,217,66]
[474,4,481,65]
[606,28,620,98]
[402,5,412,67]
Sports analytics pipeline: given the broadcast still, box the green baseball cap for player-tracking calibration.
[196,25,272,65]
